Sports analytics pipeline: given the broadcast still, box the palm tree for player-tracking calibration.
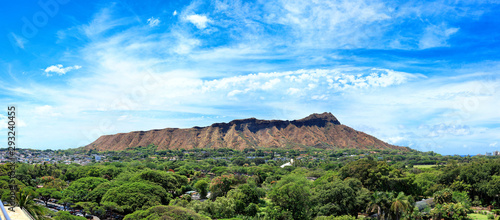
[367,191,385,220]
[389,192,412,220]
[16,187,49,220]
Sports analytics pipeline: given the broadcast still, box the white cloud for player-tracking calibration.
[9,3,499,153]
[201,68,418,97]
[262,0,393,48]
[185,14,210,29]
[34,105,62,117]
[311,95,328,100]
[287,88,301,95]
[0,115,6,131]
[262,79,281,90]
[424,124,472,137]
[0,114,27,131]
[117,115,129,121]
[80,8,132,38]
[173,10,178,16]
[490,142,498,147]
[147,17,160,27]
[386,136,406,144]
[228,89,244,97]
[173,33,200,54]
[206,0,475,50]
[419,23,459,49]
[44,64,82,76]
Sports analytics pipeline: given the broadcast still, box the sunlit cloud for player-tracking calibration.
[44,64,82,76]
[147,17,160,27]
[185,14,210,29]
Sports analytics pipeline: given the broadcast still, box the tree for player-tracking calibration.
[57,197,72,211]
[194,179,209,199]
[36,187,59,206]
[74,202,97,217]
[366,191,391,220]
[313,179,359,217]
[101,181,171,214]
[209,174,235,200]
[64,177,109,202]
[86,181,118,204]
[227,180,265,215]
[269,181,311,219]
[340,159,398,191]
[16,187,48,220]
[314,216,356,220]
[53,211,86,220]
[100,201,124,219]
[487,176,500,204]
[389,192,412,220]
[433,188,453,204]
[212,196,237,219]
[414,171,440,196]
[124,205,210,220]
[131,170,188,197]
[41,177,68,191]
[430,202,468,220]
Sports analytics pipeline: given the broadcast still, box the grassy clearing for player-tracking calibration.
[468,213,492,220]
[413,164,437,169]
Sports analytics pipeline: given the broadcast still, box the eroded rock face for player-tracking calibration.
[85,112,405,151]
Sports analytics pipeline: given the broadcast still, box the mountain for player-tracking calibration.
[85,112,406,151]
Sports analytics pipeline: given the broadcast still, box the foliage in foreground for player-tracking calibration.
[1,147,500,219]
[124,205,210,220]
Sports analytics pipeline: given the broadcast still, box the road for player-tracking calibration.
[34,199,100,220]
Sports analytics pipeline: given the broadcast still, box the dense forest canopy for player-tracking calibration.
[1,146,499,220]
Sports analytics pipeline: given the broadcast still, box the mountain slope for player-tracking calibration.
[85,112,405,151]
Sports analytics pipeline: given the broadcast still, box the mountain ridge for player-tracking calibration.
[85,112,407,151]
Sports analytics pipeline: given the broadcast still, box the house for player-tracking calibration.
[280,159,294,168]
[415,198,434,212]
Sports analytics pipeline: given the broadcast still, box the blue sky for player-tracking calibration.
[1,0,499,155]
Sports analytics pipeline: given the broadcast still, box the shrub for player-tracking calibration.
[314,215,356,220]
[244,203,259,216]
[124,205,209,220]
[430,202,468,220]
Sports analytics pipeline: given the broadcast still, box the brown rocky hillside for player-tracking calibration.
[85,112,406,151]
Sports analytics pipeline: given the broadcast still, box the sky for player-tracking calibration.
[1,0,499,155]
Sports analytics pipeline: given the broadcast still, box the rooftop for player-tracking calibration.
[0,206,32,220]
[0,200,34,220]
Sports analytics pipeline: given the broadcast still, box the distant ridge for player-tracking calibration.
[85,112,406,151]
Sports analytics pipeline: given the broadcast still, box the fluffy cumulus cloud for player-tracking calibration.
[201,68,419,98]
[147,17,160,27]
[44,64,82,76]
[185,14,210,29]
